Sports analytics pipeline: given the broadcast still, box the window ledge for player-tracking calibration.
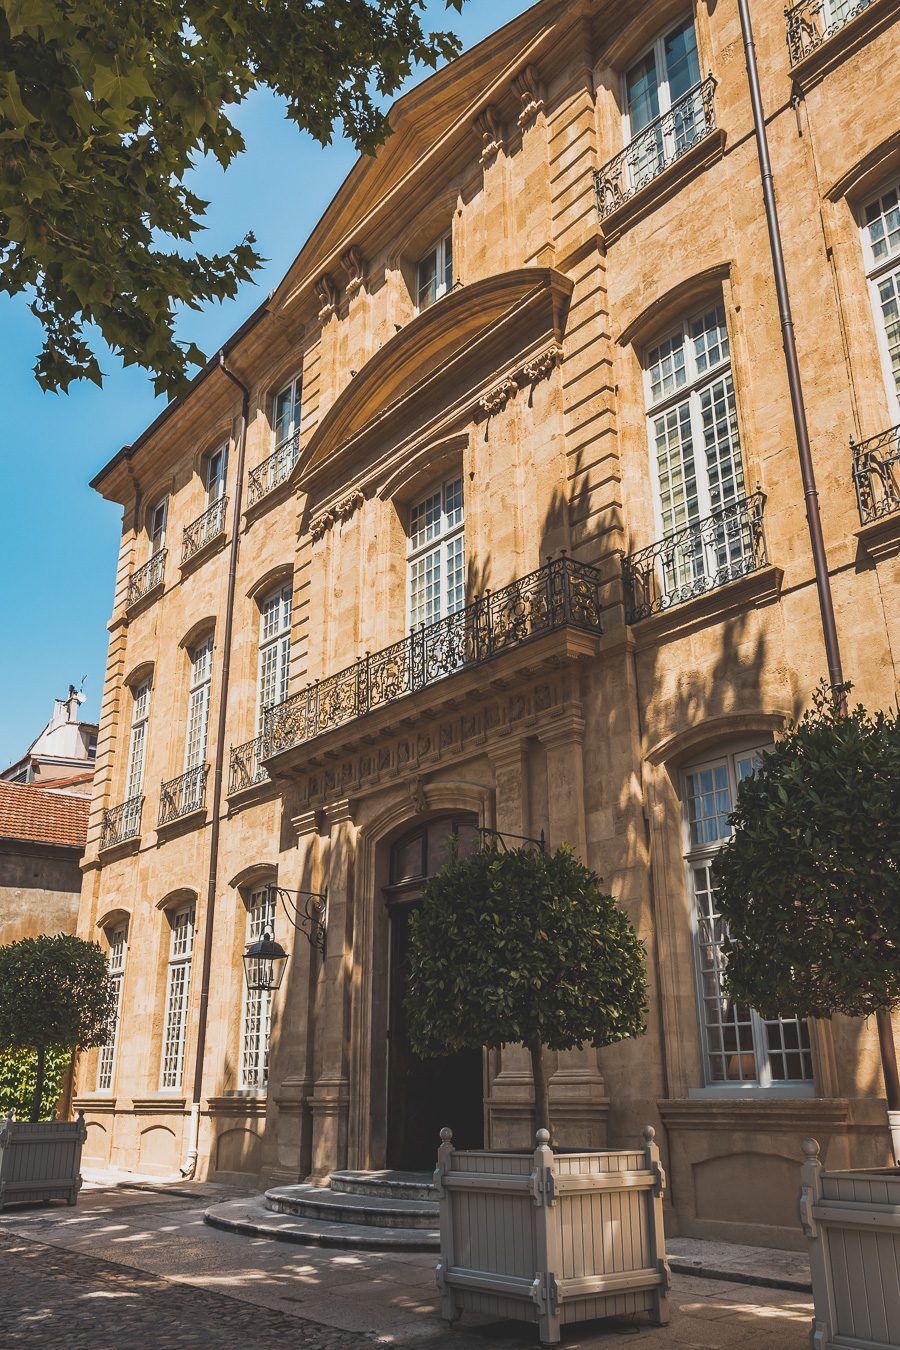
[207,1094,268,1117]
[98,835,142,864]
[628,563,783,651]
[73,1095,117,1114]
[687,1084,816,1100]
[659,1097,851,1133]
[789,0,900,95]
[855,508,900,563]
[600,128,727,246]
[180,530,227,578]
[243,474,297,527]
[130,1096,187,1114]
[155,805,208,840]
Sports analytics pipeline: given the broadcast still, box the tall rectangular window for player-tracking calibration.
[623,17,700,188]
[862,179,900,420]
[204,443,228,506]
[683,747,814,1089]
[160,906,195,1090]
[184,637,213,773]
[149,498,168,558]
[239,887,278,1089]
[257,586,292,733]
[416,232,453,311]
[96,924,127,1093]
[125,679,151,801]
[408,475,465,629]
[273,375,302,451]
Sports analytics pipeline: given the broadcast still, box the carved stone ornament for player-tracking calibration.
[335,489,364,521]
[408,775,429,814]
[475,105,504,165]
[513,65,545,129]
[310,510,334,541]
[315,273,338,321]
[521,343,563,386]
[309,490,364,539]
[341,246,367,298]
[478,377,518,418]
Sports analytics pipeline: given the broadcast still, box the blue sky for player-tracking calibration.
[0,1,532,768]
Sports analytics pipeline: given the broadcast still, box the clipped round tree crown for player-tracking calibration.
[0,934,118,1055]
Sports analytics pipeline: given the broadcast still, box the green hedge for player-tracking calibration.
[0,1045,71,1120]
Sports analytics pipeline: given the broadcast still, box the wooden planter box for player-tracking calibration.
[800,1137,900,1350]
[0,1110,87,1209]
[434,1125,670,1345]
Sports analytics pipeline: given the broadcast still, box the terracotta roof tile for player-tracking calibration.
[0,781,90,850]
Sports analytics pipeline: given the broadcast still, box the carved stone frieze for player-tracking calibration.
[310,511,334,541]
[475,105,504,165]
[521,342,564,385]
[478,377,518,418]
[513,65,545,129]
[310,489,364,539]
[315,273,338,321]
[341,246,367,298]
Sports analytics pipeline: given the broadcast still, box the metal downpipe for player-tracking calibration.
[179,352,250,1177]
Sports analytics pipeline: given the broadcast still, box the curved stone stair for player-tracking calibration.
[204,1169,440,1251]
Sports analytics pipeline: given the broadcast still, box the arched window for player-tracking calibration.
[124,677,151,812]
[273,373,302,455]
[623,16,700,191]
[160,904,195,1090]
[239,884,278,1090]
[96,921,128,1093]
[416,230,453,311]
[257,584,292,732]
[184,635,213,775]
[203,443,228,506]
[682,743,813,1090]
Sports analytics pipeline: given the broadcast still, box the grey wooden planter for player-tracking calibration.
[434,1125,670,1346]
[0,1110,87,1209]
[800,1137,900,1350]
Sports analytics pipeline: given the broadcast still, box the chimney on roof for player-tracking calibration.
[65,685,85,723]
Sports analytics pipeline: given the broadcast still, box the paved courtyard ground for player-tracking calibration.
[0,1178,816,1348]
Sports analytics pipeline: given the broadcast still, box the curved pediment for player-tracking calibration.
[298,267,572,487]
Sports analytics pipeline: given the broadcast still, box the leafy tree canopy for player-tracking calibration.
[407,842,647,1135]
[714,685,900,1021]
[0,933,117,1054]
[0,1,463,395]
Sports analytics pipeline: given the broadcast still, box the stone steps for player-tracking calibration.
[330,1169,436,1201]
[204,1195,439,1251]
[265,1183,438,1230]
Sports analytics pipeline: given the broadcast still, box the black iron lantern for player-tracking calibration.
[242,931,289,993]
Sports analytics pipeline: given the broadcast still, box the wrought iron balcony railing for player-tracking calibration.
[100,795,143,850]
[852,422,900,524]
[228,733,270,794]
[126,549,166,608]
[265,557,603,757]
[785,0,876,65]
[622,491,768,624]
[594,76,718,221]
[158,764,208,826]
[247,432,300,507]
[182,496,227,564]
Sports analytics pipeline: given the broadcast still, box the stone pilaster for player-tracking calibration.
[539,713,587,859]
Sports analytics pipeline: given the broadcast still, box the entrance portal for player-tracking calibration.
[384,815,484,1171]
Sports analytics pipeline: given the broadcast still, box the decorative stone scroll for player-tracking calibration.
[309,489,364,539]
[521,342,563,385]
[475,105,504,165]
[513,65,544,128]
[476,344,564,419]
[315,273,338,321]
[341,247,367,298]
[478,377,518,418]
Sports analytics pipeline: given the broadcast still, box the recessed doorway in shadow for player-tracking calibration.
[384,814,484,1171]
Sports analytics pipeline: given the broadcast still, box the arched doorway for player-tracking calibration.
[384,814,485,1170]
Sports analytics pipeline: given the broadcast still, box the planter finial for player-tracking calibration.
[800,1136,820,1160]
[643,1125,656,1144]
[536,1128,550,1146]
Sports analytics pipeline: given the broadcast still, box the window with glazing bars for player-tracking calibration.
[683,747,814,1089]
[184,636,213,775]
[407,476,465,630]
[96,925,128,1092]
[257,585,292,733]
[125,678,151,801]
[623,17,701,189]
[862,179,900,420]
[239,887,278,1089]
[160,906,195,1089]
[273,374,302,451]
[416,232,453,311]
[149,497,168,557]
[203,443,228,506]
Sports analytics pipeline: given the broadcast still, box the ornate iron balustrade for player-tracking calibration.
[265,557,603,757]
[126,549,166,608]
[785,0,876,64]
[228,734,270,794]
[182,496,227,564]
[852,422,900,524]
[247,432,300,507]
[594,77,718,221]
[100,795,143,849]
[622,492,768,624]
[158,764,208,826]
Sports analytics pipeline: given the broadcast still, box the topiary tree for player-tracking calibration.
[714,684,900,1155]
[407,842,647,1141]
[0,935,117,1122]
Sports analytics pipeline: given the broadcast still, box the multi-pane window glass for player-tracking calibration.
[96,925,127,1092]
[683,748,814,1089]
[125,679,150,802]
[257,585,292,733]
[273,375,302,450]
[184,636,213,774]
[417,232,453,311]
[239,887,278,1089]
[623,18,701,188]
[863,181,900,417]
[149,498,168,558]
[160,906,195,1090]
[408,476,465,629]
[204,444,228,505]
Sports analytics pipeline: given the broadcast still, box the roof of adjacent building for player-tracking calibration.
[0,781,90,850]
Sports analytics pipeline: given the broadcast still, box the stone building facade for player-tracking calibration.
[76,0,900,1247]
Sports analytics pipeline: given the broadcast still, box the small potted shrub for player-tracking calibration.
[407,841,668,1346]
[0,934,117,1208]
[714,686,900,1350]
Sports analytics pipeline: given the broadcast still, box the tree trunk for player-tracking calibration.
[876,1009,900,1164]
[528,1036,551,1144]
[31,1045,46,1124]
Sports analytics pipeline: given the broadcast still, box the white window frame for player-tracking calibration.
[416,231,453,313]
[407,475,465,631]
[621,15,701,185]
[681,743,815,1097]
[272,373,302,452]
[239,886,278,1090]
[160,905,195,1090]
[203,443,228,506]
[861,176,900,424]
[257,584,292,734]
[125,678,151,802]
[96,923,128,1093]
[184,636,213,774]
[148,497,168,559]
